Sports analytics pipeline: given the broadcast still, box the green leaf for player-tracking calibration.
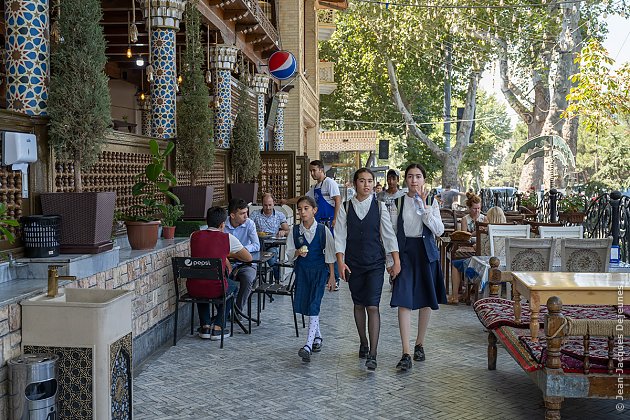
[163,141,175,157]
[145,163,161,181]
[164,190,181,204]
[132,182,146,196]
[156,181,170,192]
[149,139,159,156]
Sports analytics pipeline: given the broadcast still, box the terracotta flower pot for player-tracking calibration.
[559,211,585,224]
[162,226,176,239]
[125,221,161,250]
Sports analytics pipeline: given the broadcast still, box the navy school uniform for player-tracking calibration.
[390,196,447,310]
[345,198,386,307]
[292,223,329,316]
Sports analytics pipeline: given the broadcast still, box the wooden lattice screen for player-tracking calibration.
[53,132,170,216]
[295,154,310,196]
[175,149,230,205]
[258,151,296,202]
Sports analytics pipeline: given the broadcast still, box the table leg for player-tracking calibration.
[513,288,521,324]
[529,294,540,342]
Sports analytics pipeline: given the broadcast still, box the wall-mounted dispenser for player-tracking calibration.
[2,132,38,198]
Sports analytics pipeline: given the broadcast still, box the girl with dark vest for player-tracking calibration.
[391,164,446,371]
[285,196,337,362]
[336,168,400,370]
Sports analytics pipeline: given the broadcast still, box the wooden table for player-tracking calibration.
[511,271,630,341]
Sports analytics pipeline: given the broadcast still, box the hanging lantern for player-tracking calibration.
[205,69,212,84]
[126,47,133,59]
[129,23,138,44]
[146,63,155,83]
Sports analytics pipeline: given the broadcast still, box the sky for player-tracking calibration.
[480,13,630,112]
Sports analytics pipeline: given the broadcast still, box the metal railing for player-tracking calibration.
[584,191,630,263]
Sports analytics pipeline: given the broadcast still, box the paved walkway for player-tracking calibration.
[133,284,627,419]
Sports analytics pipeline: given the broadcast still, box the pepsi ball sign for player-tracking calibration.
[269,51,297,80]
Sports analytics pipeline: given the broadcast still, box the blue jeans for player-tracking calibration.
[197,279,238,329]
[266,246,280,282]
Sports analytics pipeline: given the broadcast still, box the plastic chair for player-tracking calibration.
[171,257,235,348]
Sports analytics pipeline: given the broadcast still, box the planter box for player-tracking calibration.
[40,191,116,254]
[229,182,258,204]
[172,185,214,220]
[559,211,585,224]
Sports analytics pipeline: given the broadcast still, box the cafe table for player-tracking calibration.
[510,271,630,341]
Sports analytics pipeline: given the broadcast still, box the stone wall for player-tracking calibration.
[0,240,191,417]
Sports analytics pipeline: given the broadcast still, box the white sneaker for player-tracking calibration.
[210,328,231,341]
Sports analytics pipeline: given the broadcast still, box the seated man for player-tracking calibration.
[249,193,290,282]
[224,198,261,312]
[189,206,252,340]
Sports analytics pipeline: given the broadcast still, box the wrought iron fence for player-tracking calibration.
[584,192,630,263]
[479,189,517,213]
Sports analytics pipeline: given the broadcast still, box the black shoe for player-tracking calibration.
[396,354,412,371]
[312,337,323,352]
[358,344,369,359]
[365,355,377,370]
[298,346,312,362]
[413,344,425,361]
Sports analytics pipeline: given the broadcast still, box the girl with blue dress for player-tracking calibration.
[336,168,400,371]
[285,196,337,362]
[390,164,446,371]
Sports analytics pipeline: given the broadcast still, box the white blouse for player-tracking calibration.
[285,222,337,264]
[396,195,444,238]
[334,194,399,256]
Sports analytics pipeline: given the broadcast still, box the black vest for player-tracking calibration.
[345,198,385,271]
[396,196,439,262]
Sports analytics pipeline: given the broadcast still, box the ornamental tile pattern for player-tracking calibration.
[273,107,285,151]
[257,93,265,151]
[5,0,49,115]
[150,29,176,139]
[110,333,133,420]
[214,69,232,148]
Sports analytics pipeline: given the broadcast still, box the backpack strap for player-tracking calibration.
[317,223,326,251]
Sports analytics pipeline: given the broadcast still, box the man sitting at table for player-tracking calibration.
[250,193,290,282]
[224,198,261,312]
[189,206,252,340]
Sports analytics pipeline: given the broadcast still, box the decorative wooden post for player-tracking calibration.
[4,0,49,115]
[140,0,186,139]
[138,94,151,137]
[543,296,565,420]
[272,92,289,151]
[208,44,238,149]
[549,188,558,223]
[253,73,271,151]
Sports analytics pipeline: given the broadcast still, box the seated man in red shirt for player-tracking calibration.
[189,206,252,340]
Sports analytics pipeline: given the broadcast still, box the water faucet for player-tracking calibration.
[8,253,27,267]
[47,265,77,298]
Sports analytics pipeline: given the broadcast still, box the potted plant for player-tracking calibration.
[161,204,184,239]
[123,139,180,249]
[0,203,19,244]
[229,75,261,203]
[558,194,587,224]
[41,0,115,254]
[173,0,215,219]
[519,190,538,213]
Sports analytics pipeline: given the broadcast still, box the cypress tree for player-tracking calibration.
[231,77,261,183]
[177,0,214,185]
[48,0,111,192]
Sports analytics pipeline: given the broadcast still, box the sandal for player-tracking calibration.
[298,345,312,362]
[312,337,323,352]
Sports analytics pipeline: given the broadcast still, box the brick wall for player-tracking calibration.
[0,240,191,417]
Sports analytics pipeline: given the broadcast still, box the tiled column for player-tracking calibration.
[4,0,49,115]
[253,73,271,151]
[273,92,289,151]
[140,0,185,139]
[138,95,151,137]
[208,45,238,149]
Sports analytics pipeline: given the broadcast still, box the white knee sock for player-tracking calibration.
[305,316,320,349]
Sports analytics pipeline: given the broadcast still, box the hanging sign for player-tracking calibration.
[268,51,297,80]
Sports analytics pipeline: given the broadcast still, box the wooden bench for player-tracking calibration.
[474,265,630,419]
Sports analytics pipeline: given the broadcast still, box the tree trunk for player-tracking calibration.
[518,116,546,191]
[442,154,461,188]
[74,161,82,193]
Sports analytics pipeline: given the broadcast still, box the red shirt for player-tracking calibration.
[187,230,230,298]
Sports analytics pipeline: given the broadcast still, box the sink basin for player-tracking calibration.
[27,288,129,306]
[21,287,133,419]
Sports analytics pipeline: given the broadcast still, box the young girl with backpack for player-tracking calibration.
[285,196,337,362]
[335,168,400,370]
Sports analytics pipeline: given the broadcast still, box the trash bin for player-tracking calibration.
[20,215,61,258]
[8,353,58,420]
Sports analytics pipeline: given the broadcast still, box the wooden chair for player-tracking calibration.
[539,226,584,261]
[505,214,525,224]
[440,208,457,234]
[488,224,530,257]
[560,237,612,273]
[525,220,563,236]
[505,238,554,272]
[171,257,236,348]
